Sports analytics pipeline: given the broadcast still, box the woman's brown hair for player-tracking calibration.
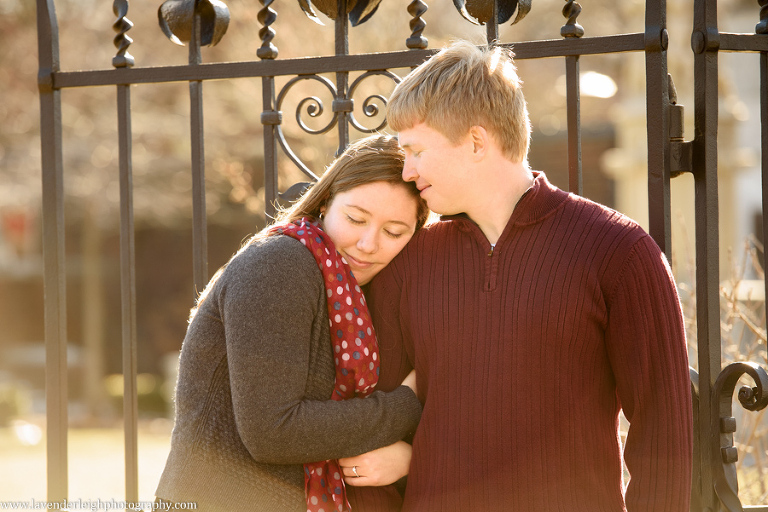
[191,134,429,319]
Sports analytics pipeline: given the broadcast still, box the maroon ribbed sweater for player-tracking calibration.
[369,172,692,512]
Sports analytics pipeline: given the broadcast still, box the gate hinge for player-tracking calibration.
[668,74,692,177]
[670,140,692,178]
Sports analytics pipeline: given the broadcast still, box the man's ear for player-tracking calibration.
[468,125,489,159]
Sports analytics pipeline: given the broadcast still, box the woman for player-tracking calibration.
[155,134,429,511]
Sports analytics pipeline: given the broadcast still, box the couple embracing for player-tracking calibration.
[156,41,692,512]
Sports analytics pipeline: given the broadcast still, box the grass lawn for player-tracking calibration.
[0,418,172,504]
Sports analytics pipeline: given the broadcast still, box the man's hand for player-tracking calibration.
[339,441,412,486]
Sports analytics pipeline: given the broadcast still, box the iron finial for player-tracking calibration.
[113,0,135,68]
[560,0,584,38]
[452,0,531,26]
[757,0,768,34]
[258,0,278,59]
[158,0,230,47]
[298,0,383,26]
[406,0,428,49]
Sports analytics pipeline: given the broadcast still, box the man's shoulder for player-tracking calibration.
[563,192,650,244]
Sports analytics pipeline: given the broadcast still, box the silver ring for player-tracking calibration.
[352,466,359,478]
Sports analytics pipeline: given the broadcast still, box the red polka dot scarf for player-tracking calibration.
[271,217,380,512]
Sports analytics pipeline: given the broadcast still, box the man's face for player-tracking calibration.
[398,122,473,215]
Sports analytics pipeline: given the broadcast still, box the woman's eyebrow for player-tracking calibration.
[347,204,371,215]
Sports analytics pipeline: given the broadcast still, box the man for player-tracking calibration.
[365,41,692,511]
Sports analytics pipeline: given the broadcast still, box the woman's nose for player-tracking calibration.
[357,229,379,253]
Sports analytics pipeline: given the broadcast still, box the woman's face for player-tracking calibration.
[321,181,419,285]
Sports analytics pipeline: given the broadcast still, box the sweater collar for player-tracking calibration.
[440,172,569,233]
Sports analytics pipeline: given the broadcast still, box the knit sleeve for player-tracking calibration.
[604,234,692,512]
[219,236,422,465]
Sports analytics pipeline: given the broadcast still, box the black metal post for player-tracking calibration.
[561,0,584,195]
[335,0,350,155]
[759,1,768,356]
[487,0,499,44]
[37,0,68,502]
[111,0,139,505]
[117,82,139,506]
[645,0,671,258]
[190,8,208,294]
[258,0,279,221]
[692,0,721,508]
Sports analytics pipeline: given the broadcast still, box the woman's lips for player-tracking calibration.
[344,253,373,269]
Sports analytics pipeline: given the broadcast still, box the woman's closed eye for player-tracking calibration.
[384,229,405,239]
[346,215,365,225]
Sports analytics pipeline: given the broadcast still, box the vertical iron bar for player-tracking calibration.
[37,0,67,502]
[190,9,208,294]
[560,1,584,195]
[645,0,671,258]
[262,78,279,222]
[111,2,138,505]
[565,55,582,195]
[336,0,350,155]
[692,0,721,507]
[117,83,139,507]
[258,0,278,221]
[486,0,498,44]
[759,8,768,347]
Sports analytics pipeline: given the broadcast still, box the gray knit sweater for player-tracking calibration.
[156,235,422,511]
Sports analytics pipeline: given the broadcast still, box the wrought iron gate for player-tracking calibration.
[35,0,768,509]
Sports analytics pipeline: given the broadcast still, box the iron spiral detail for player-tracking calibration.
[348,71,401,133]
[258,0,278,59]
[272,74,338,181]
[712,362,768,511]
[560,0,584,38]
[112,0,135,68]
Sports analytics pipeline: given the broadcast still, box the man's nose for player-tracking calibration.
[402,157,418,182]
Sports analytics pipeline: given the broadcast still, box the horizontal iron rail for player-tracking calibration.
[50,33,646,89]
[719,32,768,52]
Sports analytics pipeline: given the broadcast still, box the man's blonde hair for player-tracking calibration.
[388,40,531,163]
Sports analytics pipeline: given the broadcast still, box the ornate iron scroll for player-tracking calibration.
[274,74,338,182]
[347,70,401,133]
[712,362,768,511]
[112,0,135,68]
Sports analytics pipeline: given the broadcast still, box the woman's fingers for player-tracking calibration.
[340,464,367,485]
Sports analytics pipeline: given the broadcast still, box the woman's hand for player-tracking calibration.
[401,369,417,396]
[339,441,412,486]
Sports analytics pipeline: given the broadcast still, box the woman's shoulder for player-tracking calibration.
[219,234,324,291]
[239,233,319,269]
